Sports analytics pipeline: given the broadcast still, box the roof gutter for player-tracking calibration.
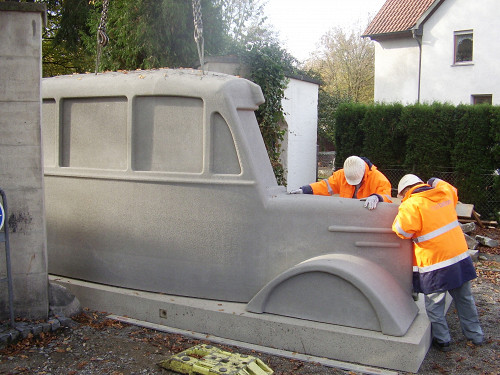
[411,27,423,104]
[410,0,445,103]
[361,30,412,42]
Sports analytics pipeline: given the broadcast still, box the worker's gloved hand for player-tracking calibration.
[289,188,303,194]
[363,195,379,210]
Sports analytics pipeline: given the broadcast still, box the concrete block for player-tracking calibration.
[0,333,10,344]
[41,322,51,332]
[464,233,479,250]
[5,239,46,276]
[8,329,19,342]
[460,222,476,234]
[57,316,78,328]
[47,318,61,331]
[0,329,19,343]
[9,241,47,275]
[456,203,474,217]
[31,324,43,336]
[0,9,43,57]
[0,146,44,190]
[49,282,82,318]
[475,235,499,248]
[468,250,479,262]
[0,251,6,276]
[0,102,42,146]
[2,189,45,226]
[0,288,12,321]
[0,56,41,102]
[12,272,48,320]
[16,324,32,339]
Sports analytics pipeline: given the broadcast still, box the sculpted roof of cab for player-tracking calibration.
[42,68,265,107]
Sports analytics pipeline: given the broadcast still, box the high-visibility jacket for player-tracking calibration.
[392,179,476,294]
[302,159,392,202]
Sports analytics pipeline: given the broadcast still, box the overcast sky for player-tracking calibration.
[264,0,387,62]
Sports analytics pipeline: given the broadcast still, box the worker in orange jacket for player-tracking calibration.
[290,156,392,210]
[392,174,483,351]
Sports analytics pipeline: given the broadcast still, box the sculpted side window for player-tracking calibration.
[61,97,128,169]
[132,96,203,173]
[211,113,241,175]
[42,99,56,168]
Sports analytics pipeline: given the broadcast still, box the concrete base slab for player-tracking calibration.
[108,315,399,375]
[50,275,431,373]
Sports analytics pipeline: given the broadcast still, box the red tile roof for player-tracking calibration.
[363,0,441,37]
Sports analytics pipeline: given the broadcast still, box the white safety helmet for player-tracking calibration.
[343,156,366,185]
[397,174,423,197]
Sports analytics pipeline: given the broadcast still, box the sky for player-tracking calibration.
[263,0,387,62]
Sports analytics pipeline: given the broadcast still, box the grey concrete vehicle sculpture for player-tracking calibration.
[42,69,418,338]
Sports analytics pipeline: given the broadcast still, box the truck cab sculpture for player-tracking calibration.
[42,69,417,338]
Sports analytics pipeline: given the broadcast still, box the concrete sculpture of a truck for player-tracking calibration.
[42,69,418,338]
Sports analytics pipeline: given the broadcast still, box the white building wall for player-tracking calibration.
[420,0,500,104]
[281,78,318,191]
[373,0,500,105]
[374,39,420,104]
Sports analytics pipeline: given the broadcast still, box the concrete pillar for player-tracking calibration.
[0,2,48,320]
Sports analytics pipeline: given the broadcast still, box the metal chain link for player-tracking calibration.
[192,0,204,73]
[98,0,109,46]
[95,0,110,74]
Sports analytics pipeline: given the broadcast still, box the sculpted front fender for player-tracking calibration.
[246,254,418,336]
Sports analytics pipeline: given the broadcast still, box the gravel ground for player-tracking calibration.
[0,228,498,375]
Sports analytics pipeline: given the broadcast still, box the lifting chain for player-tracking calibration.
[192,0,204,73]
[95,0,110,74]
[94,1,203,73]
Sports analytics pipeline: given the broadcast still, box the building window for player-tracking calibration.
[454,31,473,64]
[472,95,492,105]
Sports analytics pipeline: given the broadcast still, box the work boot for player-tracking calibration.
[432,338,451,352]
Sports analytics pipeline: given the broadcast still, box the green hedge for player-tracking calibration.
[401,103,459,177]
[333,102,500,218]
[361,103,405,167]
[334,103,367,163]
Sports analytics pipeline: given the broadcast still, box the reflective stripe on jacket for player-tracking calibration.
[392,179,476,294]
[308,162,392,202]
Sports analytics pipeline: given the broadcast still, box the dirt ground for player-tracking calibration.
[0,227,498,375]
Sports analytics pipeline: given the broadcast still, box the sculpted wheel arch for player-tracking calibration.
[247,254,419,336]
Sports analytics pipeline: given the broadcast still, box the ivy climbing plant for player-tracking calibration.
[240,42,295,186]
